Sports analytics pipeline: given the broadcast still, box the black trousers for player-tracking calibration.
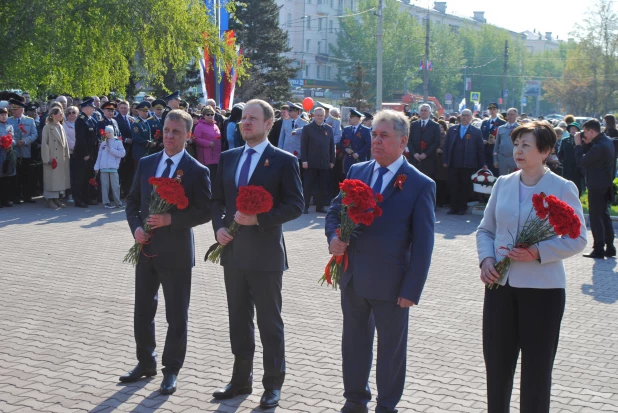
[303,168,330,209]
[483,283,565,413]
[436,179,449,207]
[13,157,35,201]
[448,167,474,213]
[134,258,192,374]
[0,176,11,203]
[588,188,615,253]
[72,158,94,204]
[118,157,134,198]
[223,268,285,390]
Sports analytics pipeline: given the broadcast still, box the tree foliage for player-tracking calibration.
[0,0,246,99]
[230,0,295,103]
[341,61,372,108]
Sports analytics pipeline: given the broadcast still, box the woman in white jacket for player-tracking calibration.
[94,125,126,208]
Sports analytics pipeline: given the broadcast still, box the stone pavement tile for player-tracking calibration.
[1,205,617,413]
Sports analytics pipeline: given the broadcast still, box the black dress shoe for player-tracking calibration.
[447,209,457,215]
[1,201,13,207]
[303,208,309,214]
[75,201,88,208]
[456,211,465,215]
[605,248,617,257]
[260,389,280,408]
[341,406,369,413]
[316,207,327,213]
[583,251,605,259]
[88,199,99,205]
[212,382,253,399]
[119,365,157,383]
[12,199,22,204]
[159,373,177,395]
[24,198,36,204]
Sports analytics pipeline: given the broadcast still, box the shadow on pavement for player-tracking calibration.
[207,394,251,412]
[129,390,169,412]
[89,379,159,412]
[581,258,618,304]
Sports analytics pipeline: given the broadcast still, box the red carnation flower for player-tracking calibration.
[0,134,12,149]
[89,178,98,187]
[236,185,274,215]
[294,150,298,156]
[420,141,427,150]
[19,124,27,133]
[51,158,57,169]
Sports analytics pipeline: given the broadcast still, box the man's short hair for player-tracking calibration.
[164,109,193,134]
[419,103,431,111]
[583,118,601,133]
[461,109,472,116]
[118,100,129,106]
[507,108,518,115]
[245,99,274,122]
[314,107,325,115]
[280,104,290,111]
[372,109,410,140]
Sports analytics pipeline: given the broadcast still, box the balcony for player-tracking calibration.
[317,2,331,15]
[315,53,330,64]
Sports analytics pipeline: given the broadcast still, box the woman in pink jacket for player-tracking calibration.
[193,105,222,179]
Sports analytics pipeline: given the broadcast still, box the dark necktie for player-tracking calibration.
[372,167,389,194]
[291,120,295,130]
[421,121,425,133]
[238,148,256,187]
[161,158,174,178]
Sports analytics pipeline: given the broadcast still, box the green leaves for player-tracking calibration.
[0,0,246,98]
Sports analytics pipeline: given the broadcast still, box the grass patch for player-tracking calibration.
[580,190,618,216]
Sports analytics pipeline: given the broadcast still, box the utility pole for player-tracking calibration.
[463,66,467,110]
[375,0,384,110]
[423,11,430,103]
[502,40,508,110]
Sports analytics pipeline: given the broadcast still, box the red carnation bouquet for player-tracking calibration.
[420,140,427,152]
[1,134,16,173]
[123,172,189,266]
[51,158,57,169]
[320,179,383,289]
[205,185,274,264]
[89,173,99,187]
[488,192,581,289]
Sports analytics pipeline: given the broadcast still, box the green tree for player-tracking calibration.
[427,24,465,105]
[341,61,372,108]
[229,0,295,103]
[0,0,246,98]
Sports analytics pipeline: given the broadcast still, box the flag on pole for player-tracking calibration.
[459,98,466,112]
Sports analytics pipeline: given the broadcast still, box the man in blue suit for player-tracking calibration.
[442,109,487,215]
[342,109,371,174]
[121,109,212,395]
[326,110,435,413]
[480,102,505,177]
[210,99,304,409]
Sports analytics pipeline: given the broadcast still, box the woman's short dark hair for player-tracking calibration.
[438,120,448,131]
[510,121,557,154]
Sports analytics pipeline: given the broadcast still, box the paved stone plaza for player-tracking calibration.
[1,203,617,412]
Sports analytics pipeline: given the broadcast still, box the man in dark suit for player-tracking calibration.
[301,107,335,214]
[326,109,435,413]
[268,104,289,147]
[210,99,304,409]
[161,91,181,126]
[121,109,212,395]
[442,109,487,215]
[575,119,616,258]
[115,100,134,197]
[480,102,506,176]
[408,103,441,179]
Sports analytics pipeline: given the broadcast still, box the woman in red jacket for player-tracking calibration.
[193,105,222,179]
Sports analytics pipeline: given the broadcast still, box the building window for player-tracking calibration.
[306,16,311,29]
[318,41,322,53]
[318,0,322,3]
[305,64,310,77]
[329,20,333,33]
[287,13,292,27]
[318,17,323,31]
[317,66,321,79]
[327,66,332,80]
[306,39,311,52]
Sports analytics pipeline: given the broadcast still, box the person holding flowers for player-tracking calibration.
[210,99,303,409]
[121,109,212,396]
[476,121,587,413]
[325,109,435,413]
[0,107,16,207]
[41,107,71,209]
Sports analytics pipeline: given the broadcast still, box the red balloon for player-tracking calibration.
[302,97,314,112]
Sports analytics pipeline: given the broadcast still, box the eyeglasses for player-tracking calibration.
[204,113,214,116]
[67,112,77,115]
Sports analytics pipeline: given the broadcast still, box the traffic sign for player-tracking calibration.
[470,92,480,103]
[445,93,453,101]
[520,97,527,105]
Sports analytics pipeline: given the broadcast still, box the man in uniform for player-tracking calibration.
[493,108,519,176]
[161,91,181,125]
[480,102,505,176]
[147,100,166,154]
[92,96,104,122]
[342,109,371,175]
[179,100,189,112]
[115,100,134,197]
[362,112,374,129]
[98,101,121,141]
[73,98,99,208]
[132,101,153,169]
[268,104,289,147]
[8,97,38,204]
[277,103,307,156]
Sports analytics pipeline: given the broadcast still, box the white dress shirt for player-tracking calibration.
[369,156,405,194]
[155,149,185,178]
[235,139,270,187]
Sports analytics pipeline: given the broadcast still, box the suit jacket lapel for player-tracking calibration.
[230,147,244,190]
[249,143,275,186]
[360,160,375,186]
[380,160,409,204]
[150,151,164,179]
